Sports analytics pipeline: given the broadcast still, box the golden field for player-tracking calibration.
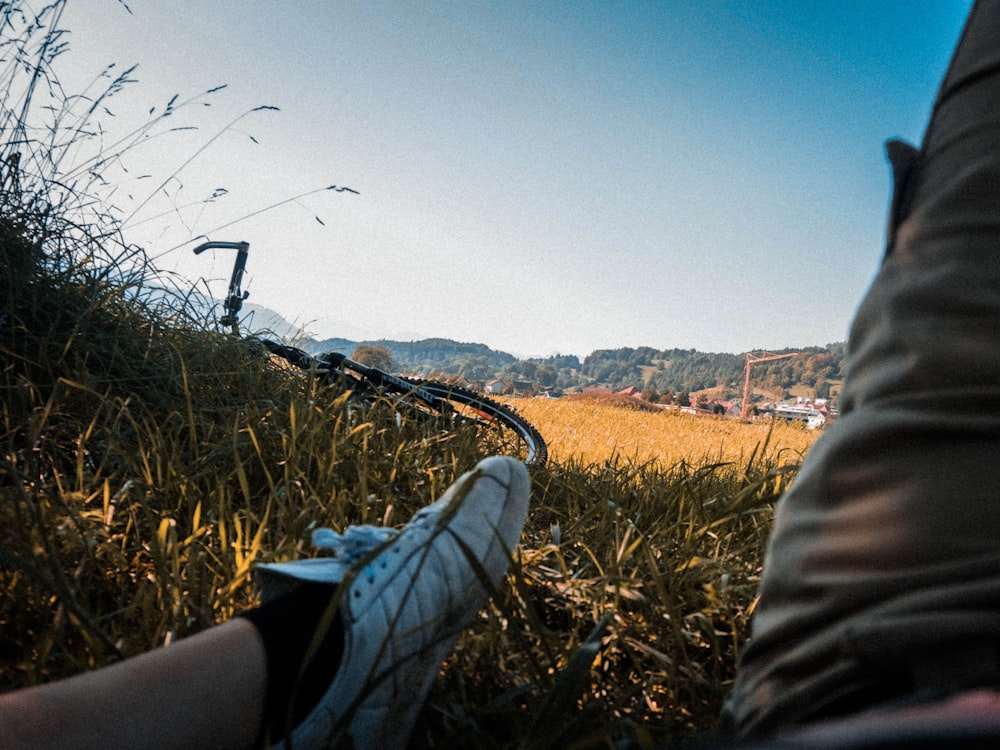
[508,394,820,468]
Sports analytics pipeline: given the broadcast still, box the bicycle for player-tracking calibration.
[193,240,547,465]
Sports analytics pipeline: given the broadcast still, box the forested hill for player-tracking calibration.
[308,336,517,373]
[507,345,846,401]
[304,335,847,403]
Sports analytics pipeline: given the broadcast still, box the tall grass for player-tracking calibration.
[0,4,819,748]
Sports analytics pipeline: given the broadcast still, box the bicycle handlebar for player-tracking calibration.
[193,241,250,254]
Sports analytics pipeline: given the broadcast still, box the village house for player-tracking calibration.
[768,398,829,429]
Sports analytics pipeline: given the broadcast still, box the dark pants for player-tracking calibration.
[727,1,1000,736]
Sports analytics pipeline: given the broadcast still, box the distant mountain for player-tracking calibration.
[240,303,314,341]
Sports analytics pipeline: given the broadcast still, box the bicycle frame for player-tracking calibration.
[314,350,461,413]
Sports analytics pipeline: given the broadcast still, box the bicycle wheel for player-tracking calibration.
[400,379,547,465]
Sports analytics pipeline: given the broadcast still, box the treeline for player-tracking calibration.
[499,344,846,401]
[305,336,847,404]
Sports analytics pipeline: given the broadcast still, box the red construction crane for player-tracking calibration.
[740,351,799,419]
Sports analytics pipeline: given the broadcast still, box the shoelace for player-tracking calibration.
[311,525,400,566]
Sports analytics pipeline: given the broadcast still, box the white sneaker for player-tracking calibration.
[257,455,531,750]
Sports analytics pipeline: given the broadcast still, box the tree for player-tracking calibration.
[458,356,492,382]
[536,364,557,388]
[351,344,394,371]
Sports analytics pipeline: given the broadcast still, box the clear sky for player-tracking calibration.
[54,1,973,358]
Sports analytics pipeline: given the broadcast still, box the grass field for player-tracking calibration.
[2,308,821,747]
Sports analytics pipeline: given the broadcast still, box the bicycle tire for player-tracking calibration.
[399,378,547,465]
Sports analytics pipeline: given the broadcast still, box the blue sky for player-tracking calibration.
[57,1,973,358]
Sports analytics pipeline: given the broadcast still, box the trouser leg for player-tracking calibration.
[728,1,1000,736]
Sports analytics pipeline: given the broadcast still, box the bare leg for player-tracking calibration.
[0,619,266,750]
